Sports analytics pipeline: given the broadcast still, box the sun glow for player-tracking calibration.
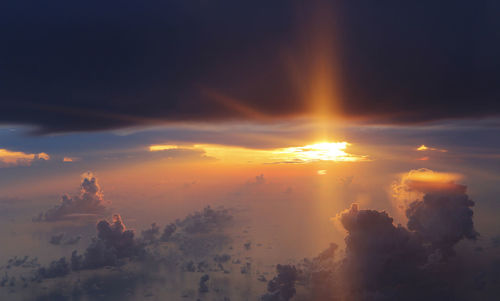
[149,141,367,164]
[274,142,365,162]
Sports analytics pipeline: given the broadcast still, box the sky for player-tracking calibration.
[1,1,500,300]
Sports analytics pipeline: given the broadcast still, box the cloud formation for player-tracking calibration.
[406,182,478,257]
[15,205,237,300]
[265,170,486,300]
[71,214,145,270]
[34,172,108,222]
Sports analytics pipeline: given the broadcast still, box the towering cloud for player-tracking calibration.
[406,182,478,257]
[393,169,479,257]
[34,172,108,222]
[339,204,428,295]
[72,214,145,270]
[263,169,485,300]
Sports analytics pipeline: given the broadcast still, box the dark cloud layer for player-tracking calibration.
[1,0,499,133]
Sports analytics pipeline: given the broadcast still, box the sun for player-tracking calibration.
[149,141,367,164]
[273,142,366,163]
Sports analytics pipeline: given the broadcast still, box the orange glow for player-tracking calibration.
[417,144,447,152]
[149,144,180,151]
[274,142,367,163]
[63,157,79,162]
[402,168,462,183]
[0,149,50,166]
[37,152,50,160]
[149,141,368,164]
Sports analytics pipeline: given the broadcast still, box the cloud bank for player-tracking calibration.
[1,1,499,133]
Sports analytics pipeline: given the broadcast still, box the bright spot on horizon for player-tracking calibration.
[417,144,447,152]
[149,141,368,163]
[317,169,327,175]
[273,142,367,163]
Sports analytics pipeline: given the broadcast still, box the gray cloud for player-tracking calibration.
[33,172,107,222]
[264,177,492,300]
[406,182,479,257]
[261,264,298,301]
[71,214,145,270]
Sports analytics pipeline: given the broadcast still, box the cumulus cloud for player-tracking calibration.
[266,170,486,300]
[338,204,428,297]
[261,264,298,301]
[160,223,177,242]
[141,222,161,243]
[176,206,233,235]
[391,168,463,214]
[34,172,108,222]
[392,169,478,257]
[35,257,70,279]
[2,204,243,300]
[72,214,145,270]
[406,182,478,257]
[198,274,210,293]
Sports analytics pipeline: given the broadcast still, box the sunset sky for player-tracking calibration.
[1,1,500,300]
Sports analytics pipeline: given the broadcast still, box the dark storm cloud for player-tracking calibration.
[261,265,298,301]
[336,204,432,299]
[264,177,492,300]
[406,181,479,257]
[1,0,499,133]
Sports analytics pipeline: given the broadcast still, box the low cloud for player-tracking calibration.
[2,205,239,300]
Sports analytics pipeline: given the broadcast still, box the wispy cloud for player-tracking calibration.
[0,148,49,167]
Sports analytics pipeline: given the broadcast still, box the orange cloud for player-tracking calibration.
[416,144,447,152]
[63,157,80,162]
[391,168,464,219]
[0,149,50,167]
